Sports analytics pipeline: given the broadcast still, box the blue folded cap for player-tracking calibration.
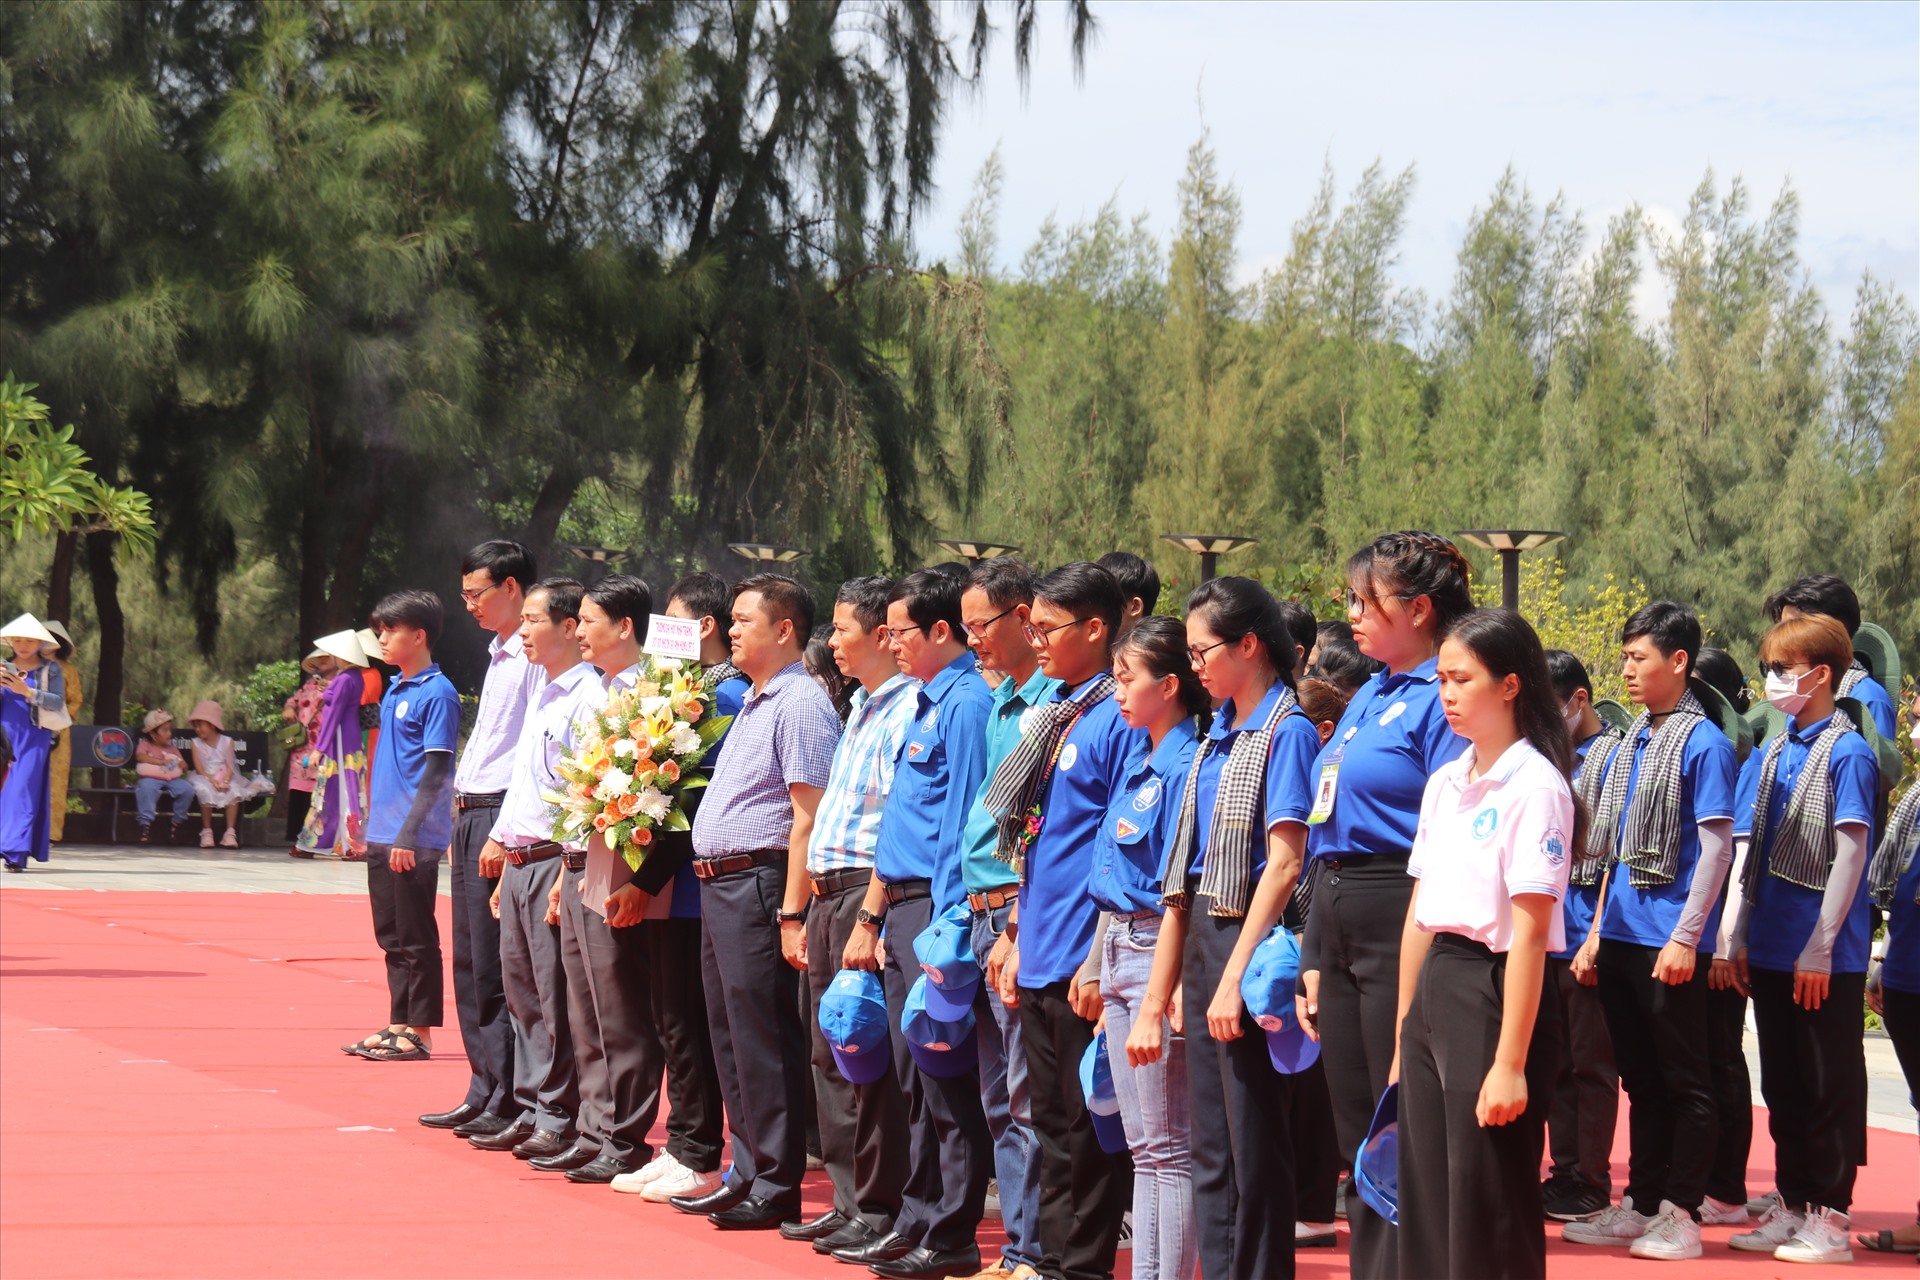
[1354,1084,1399,1226]
[1078,1030,1128,1155]
[818,968,890,1084]
[903,973,978,1079]
[914,902,981,1020]
[1239,925,1321,1074]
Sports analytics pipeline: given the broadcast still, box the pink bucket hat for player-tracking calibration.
[186,700,225,731]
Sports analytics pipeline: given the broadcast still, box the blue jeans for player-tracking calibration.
[135,777,196,825]
[972,902,1041,1271]
[1102,912,1195,1280]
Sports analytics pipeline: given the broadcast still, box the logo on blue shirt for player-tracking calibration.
[1472,807,1499,840]
[907,741,926,760]
[395,699,411,721]
[1542,827,1567,866]
[1132,779,1163,812]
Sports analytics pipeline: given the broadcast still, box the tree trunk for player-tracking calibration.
[46,529,78,623]
[325,494,381,631]
[85,530,124,727]
[525,463,582,575]
[298,368,331,643]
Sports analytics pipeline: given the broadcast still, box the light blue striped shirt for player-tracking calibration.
[807,673,920,874]
[488,660,605,850]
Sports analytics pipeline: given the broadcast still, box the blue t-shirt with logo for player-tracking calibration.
[1305,657,1466,860]
[875,653,993,913]
[367,664,461,849]
[1596,718,1737,950]
[1734,714,1880,974]
[1190,684,1322,885]
[1090,720,1197,914]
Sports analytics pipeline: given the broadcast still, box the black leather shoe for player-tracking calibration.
[867,1244,982,1278]
[451,1111,511,1139]
[512,1129,570,1161]
[418,1102,483,1130]
[816,1217,884,1255]
[468,1119,537,1151]
[709,1196,801,1230]
[528,1140,600,1172]
[832,1231,916,1266]
[564,1153,635,1184]
[670,1182,748,1216]
[781,1209,848,1242]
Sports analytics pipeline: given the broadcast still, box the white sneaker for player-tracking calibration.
[610,1150,681,1194]
[1747,1189,1785,1217]
[638,1162,720,1204]
[1731,1200,1806,1253]
[1775,1206,1853,1265]
[1563,1196,1653,1246]
[1629,1202,1703,1261]
[1701,1194,1750,1225]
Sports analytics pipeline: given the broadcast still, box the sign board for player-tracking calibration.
[642,614,704,662]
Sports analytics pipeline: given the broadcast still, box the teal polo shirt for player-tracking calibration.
[960,665,1063,894]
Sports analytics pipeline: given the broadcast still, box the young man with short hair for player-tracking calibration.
[673,574,841,1230]
[470,578,595,1161]
[1095,551,1160,639]
[1564,601,1737,1262]
[353,590,462,1063]
[1763,574,1897,737]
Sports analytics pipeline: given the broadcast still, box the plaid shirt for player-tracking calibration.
[692,661,842,858]
[807,673,920,874]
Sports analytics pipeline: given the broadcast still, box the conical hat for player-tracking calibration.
[313,630,369,668]
[1,613,57,647]
[1855,621,1903,690]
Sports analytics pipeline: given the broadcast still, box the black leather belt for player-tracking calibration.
[1320,852,1409,872]
[455,791,506,812]
[966,884,1018,912]
[504,841,561,866]
[811,868,871,898]
[561,852,587,871]
[693,848,785,879]
[881,878,932,906]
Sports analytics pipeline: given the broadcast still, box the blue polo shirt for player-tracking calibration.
[1734,714,1879,973]
[961,666,1063,893]
[367,663,461,849]
[1881,815,1920,994]
[1191,685,1322,883]
[875,653,992,913]
[666,674,749,919]
[1305,657,1465,861]
[1551,732,1609,962]
[1090,720,1197,914]
[1596,716,1737,950]
[1017,681,1137,988]
[1846,673,1897,740]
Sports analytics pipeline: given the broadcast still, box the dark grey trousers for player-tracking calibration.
[500,855,575,1134]
[365,843,444,1026]
[644,916,726,1172]
[559,867,662,1164]
[1543,955,1618,1195]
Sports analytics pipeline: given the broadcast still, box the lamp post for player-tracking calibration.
[934,538,1024,563]
[1160,533,1258,583]
[562,544,629,586]
[727,542,810,566]
[1453,529,1569,612]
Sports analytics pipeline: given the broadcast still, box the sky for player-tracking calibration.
[916,1,1919,333]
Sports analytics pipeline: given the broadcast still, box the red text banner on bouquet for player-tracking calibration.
[545,659,734,871]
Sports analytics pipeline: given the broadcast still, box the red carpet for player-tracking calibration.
[2,888,1918,1278]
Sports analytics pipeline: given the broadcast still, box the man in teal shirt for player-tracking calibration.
[957,557,1057,1280]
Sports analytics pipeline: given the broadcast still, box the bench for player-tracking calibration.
[69,725,274,842]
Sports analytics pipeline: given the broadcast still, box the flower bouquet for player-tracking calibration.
[545,659,734,871]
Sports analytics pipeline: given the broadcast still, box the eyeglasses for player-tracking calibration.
[460,580,502,605]
[963,604,1019,640]
[1187,638,1231,666]
[1024,617,1091,646]
[890,623,925,641]
[1345,589,1417,616]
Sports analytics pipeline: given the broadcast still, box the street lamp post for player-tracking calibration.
[1160,533,1258,583]
[934,538,1024,563]
[727,542,810,566]
[1453,529,1569,612]
[562,544,629,586]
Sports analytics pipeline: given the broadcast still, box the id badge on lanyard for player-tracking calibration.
[1307,724,1359,826]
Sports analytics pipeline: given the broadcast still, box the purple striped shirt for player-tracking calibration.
[692,661,841,858]
[453,628,543,795]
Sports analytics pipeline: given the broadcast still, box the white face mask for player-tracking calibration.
[1763,669,1814,718]
[1562,700,1584,729]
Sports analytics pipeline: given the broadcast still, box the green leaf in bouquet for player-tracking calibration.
[663,808,691,832]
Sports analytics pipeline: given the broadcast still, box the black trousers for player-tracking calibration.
[644,916,725,1173]
[1303,855,1411,1280]
[1705,984,1753,1204]
[1020,978,1129,1280]
[882,895,990,1252]
[1397,934,1550,1280]
[808,873,907,1229]
[1751,967,1867,1212]
[559,869,662,1165]
[365,843,444,1026]
[700,861,808,1204]
[1184,909,1296,1280]
[1880,984,1920,1219]
[450,805,511,1114]
[1542,956,1618,1195]
[1595,938,1715,1215]
[284,788,312,842]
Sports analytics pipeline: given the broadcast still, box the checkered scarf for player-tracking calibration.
[1162,686,1299,918]
[1838,658,1869,699]
[1592,690,1709,888]
[1740,708,1856,894]
[1868,784,1920,910]
[701,660,744,692]
[984,673,1115,877]
[1570,725,1627,887]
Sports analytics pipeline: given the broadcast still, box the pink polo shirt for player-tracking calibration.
[1408,738,1574,954]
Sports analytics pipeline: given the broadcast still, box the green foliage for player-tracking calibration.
[231,659,301,734]
[1471,558,1650,705]
[0,375,154,553]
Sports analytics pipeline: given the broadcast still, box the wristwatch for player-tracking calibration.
[777,908,807,924]
[855,907,886,929]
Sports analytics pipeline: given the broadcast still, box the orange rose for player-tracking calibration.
[616,793,641,818]
[592,758,611,779]
[632,757,656,780]
[681,702,703,723]
[592,812,612,833]
[657,759,682,784]
[630,826,653,847]
[629,719,648,740]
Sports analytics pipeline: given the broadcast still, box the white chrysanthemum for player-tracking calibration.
[635,785,671,822]
[596,767,633,800]
[669,724,703,756]
[611,738,636,758]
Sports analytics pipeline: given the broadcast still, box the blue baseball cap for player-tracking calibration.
[914,902,981,1021]
[1239,925,1321,1074]
[818,968,890,1084]
[1078,1030,1128,1155]
[1353,1084,1399,1226]
[903,973,978,1079]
